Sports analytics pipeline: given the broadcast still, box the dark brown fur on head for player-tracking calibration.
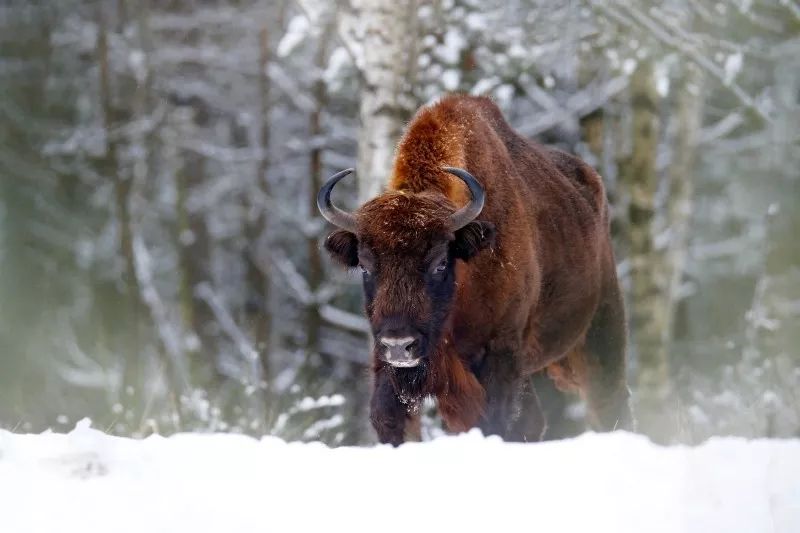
[325,189,495,361]
[358,191,454,251]
[324,187,495,416]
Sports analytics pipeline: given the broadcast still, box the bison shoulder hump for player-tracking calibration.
[545,148,607,214]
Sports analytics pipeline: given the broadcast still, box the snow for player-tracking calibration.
[323,46,353,89]
[655,61,670,97]
[435,28,466,64]
[1,421,798,533]
[464,12,487,31]
[441,69,460,91]
[277,15,310,58]
[724,52,743,85]
[471,76,500,95]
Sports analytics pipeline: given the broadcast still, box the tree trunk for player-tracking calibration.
[98,10,137,299]
[619,61,671,443]
[97,4,145,418]
[663,65,704,359]
[661,65,705,441]
[353,0,418,201]
[241,25,273,389]
[306,23,333,357]
[174,103,218,394]
[243,7,288,428]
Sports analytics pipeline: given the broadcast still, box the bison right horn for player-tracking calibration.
[443,167,486,231]
[317,168,358,233]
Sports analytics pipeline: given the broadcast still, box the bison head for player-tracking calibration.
[318,168,495,370]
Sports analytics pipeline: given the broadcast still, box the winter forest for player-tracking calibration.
[0,0,798,447]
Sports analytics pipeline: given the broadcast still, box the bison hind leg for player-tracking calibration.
[579,281,635,432]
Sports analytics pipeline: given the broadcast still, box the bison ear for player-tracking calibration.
[324,229,359,268]
[453,220,496,261]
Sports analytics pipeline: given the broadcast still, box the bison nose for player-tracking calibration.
[378,336,420,368]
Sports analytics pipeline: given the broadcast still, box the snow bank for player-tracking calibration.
[1,420,798,533]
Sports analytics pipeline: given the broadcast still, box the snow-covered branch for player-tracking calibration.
[195,282,258,363]
[698,112,744,145]
[593,1,772,123]
[320,304,370,334]
[517,76,628,137]
[131,234,189,390]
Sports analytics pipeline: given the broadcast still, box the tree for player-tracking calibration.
[2,0,798,444]
[352,0,419,201]
[617,60,673,442]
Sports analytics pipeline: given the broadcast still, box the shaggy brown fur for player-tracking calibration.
[323,94,632,444]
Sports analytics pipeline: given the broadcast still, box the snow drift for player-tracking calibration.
[1,420,798,533]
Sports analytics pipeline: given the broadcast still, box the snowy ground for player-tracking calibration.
[1,420,798,533]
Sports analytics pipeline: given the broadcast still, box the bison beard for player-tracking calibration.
[319,95,633,445]
[379,336,486,431]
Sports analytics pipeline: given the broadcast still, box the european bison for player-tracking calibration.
[318,95,632,445]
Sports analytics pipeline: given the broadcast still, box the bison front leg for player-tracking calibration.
[370,367,418,446]
[478,376,545,441]
[507,378,547,442]
[477,352,544,440]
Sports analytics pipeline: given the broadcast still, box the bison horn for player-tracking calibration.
[317,168,358,233]
[443,167,486,230]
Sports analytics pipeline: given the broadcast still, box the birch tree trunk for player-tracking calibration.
[353,0,418,201]
[618,61,671,443]
[663,65,704,356]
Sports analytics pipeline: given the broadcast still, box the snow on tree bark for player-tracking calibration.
[353,0,418,202]
[619,61,673,443]
[663,65,704,362]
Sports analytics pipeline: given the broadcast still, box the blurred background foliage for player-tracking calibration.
[0,0,798,445]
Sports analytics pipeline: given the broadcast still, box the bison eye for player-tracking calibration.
[433,259,447,274]
[359,264,371,276]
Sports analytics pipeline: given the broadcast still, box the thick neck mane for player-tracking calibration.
[389,96,477,207]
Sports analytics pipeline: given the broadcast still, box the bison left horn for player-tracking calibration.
[317,168,358,233]
[443,167,486,230]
